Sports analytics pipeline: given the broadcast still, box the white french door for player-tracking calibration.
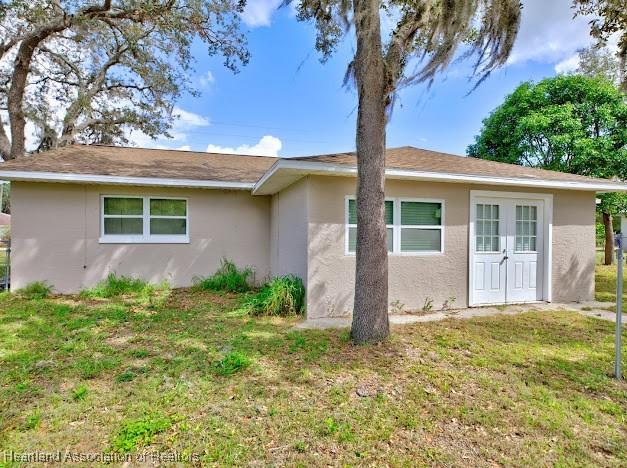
[472,197,544,305]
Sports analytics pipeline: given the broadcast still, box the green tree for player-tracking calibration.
[468,75,627,264]
[294,0,521,343]
[0,0,249,160]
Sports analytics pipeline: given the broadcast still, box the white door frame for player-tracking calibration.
[469,190,553,307]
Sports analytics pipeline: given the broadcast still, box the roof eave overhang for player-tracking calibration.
[0,170,255,190]
[252,160,627,195]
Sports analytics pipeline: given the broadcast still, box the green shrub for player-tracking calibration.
[80,273,162,298]
[111,415,171,452]
[17,281,52,300]
[211,351,251,376]
[243,275,305,317]
[72,385,88,401]
[193,258,252,293]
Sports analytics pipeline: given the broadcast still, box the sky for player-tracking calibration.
[131,0,603,158]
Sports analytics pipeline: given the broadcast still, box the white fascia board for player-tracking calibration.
[0,170,254,190]
[252,160,627,194]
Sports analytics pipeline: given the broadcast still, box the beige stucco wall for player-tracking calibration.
[11,182,272,292]
[269,177,308,283]
[305,176,596,319]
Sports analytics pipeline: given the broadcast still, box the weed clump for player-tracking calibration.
[193,259,252,293]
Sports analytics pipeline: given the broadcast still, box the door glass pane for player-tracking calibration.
[104,217,143,235]
[515,204,538,252]
[476,203,499,252]
[104,197,143,215]
[401,228,441,251]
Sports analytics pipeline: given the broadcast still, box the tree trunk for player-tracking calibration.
[350,0,389,344]
[603,211,614,266]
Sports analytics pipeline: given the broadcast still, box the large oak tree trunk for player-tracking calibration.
[603,212,615,266]
[350,0,389,344]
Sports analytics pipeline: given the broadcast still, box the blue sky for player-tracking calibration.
[132,0,602,157]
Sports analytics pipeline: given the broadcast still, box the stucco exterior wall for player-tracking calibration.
[305,176,596,319]
[11,182,271,292]
[270,177,308,283]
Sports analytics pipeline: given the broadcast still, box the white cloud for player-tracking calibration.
[199,71,215,88]
[128,107,210,149]
[507,0,594,67]
[554,54,580,74]
[172,107,210,128]
[241,0,282,27]
[206,135,282,156]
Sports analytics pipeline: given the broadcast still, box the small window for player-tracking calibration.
[150,199,187,235]
[347,199,394,253]
[346,197,444,255]
[400,201,443,253]
[101,196,188,243]
[103,197,143,235]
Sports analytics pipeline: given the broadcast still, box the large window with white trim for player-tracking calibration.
[100,196,188,243]
[345,197,444,255]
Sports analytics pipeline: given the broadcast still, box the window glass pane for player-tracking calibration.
[476,220,484,236]
[348,199,357,224]
[104,197,143,215]
[477,204,484,218]
[530,206,537,220]
[150,199,186,216]
[150,218,186,235]
[516,236,523,251]
[491,237,499,252]
[530,237,537,251]
[401,202,441,226]
[523,236,530,251]
[490,221,498,235]
[401,228,441,251]
[384,201,394,225]
[476,236,484,252]
[349,199,393,225]
[386,227,393,252]
[104,217,143,235]
[348,226,357,252]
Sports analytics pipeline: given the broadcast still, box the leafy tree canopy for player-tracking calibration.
[0,0,249,159]
[467,75,627,181]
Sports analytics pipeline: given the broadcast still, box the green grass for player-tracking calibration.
[15,281,52,299]
[79,273,166,299]
[193,258,252,293]
[0,275,625,465]
[242,275,305,316]
[595,251,627,305]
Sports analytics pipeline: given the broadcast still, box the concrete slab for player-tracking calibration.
[294,302,623,330]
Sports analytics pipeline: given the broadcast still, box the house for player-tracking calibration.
[0,144,625,318]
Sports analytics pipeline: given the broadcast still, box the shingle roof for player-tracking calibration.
[294,146,612,184]
[0,144,277,183]
[0,144,624,191]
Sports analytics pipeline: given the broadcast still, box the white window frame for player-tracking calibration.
[99,195,189,244]
[344,196,445,256]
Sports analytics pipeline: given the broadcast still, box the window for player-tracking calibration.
[347,199,394,253]
[476,204,500,252]
[100,196,188,243]
[345,197,444,255]
[515,204,537,252]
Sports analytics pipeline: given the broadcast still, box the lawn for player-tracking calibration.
[0,287,625,466]
[595,252,627,306]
